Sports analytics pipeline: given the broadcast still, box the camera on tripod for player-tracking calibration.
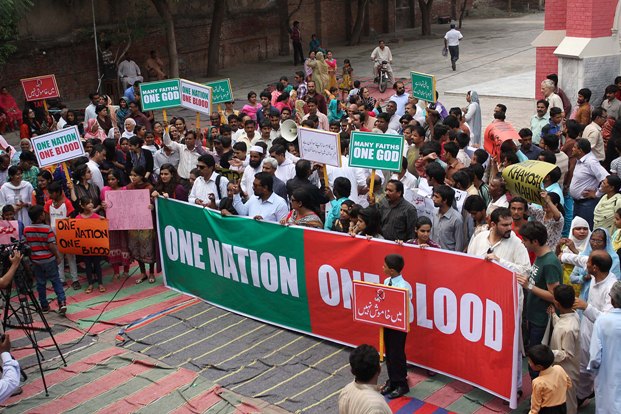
[0,238,32,295]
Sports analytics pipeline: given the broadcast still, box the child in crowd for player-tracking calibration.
[380,254,413,399]
[348,80,361,99]
[44,181,79,289]
[23,205,67,315]
[2,205,15,221]
[548,285,580,414]
[527,344,572,414]
[76,196,105,294]
[339,59,353,100]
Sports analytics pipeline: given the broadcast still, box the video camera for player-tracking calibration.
[0,238,32,295]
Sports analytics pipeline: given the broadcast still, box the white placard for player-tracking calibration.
[31,126,84,167]
[298,127,342,167]
[180,79,213,116]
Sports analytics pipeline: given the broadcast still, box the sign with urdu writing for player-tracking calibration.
[410,71,436,102]
[204,78,234,104]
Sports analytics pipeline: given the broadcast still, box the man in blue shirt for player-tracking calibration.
[379,254,414,399]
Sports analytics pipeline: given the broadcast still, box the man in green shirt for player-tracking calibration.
[516,221,562,380]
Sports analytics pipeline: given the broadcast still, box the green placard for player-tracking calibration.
[410,71,436,103]
[139,79,182,111]
[348,131,404,171]
[204,78,233,104]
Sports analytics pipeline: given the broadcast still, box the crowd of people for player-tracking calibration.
[1,42,621,411]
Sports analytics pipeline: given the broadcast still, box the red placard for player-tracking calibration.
[20,75,60,101]
[353,280,409,332]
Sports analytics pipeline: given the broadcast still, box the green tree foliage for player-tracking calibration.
[0,0,33,67]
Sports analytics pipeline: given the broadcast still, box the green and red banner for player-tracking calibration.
[156,198,519,408]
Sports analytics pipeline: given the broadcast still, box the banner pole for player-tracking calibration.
[196,112,200,130]
[379,327,384,362]
[162,109,168,125]
[369,169,376,199]
[322,165,330,189]
[61,162,71,184]
[43,99,48,114]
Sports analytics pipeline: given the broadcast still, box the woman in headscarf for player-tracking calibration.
[304,51,316,81]
[11,139,32,166]
[561,227,620,299]
[593,175,621,234]
[65,110,84,136]
[463,90,482,147]
[84,118,107,141]
[116,97,130,130]
[121,117,136,139]
[307,51,328,94]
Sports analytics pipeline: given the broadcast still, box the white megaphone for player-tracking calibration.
[281,119,298,142]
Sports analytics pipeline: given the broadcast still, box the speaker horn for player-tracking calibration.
[281,119,298,142]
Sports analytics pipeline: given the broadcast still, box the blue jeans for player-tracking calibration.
[33,260,66,308]
[527,321,547,379]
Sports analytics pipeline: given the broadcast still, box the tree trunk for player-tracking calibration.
[207,0,226,77]
[458,0,468,28]
[278,0,289,56]
[418,0,433,36]
[345,0,352,40]
[450,0,457,20]
[349,0,369,45]
[151,0,179,78]
[408,0,416,28]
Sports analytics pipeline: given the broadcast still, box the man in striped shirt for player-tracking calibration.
[23,205,66,315]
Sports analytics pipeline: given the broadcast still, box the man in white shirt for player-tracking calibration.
[573,250,617,406]
[269,144,296,183]
[582,107,607,162]
[370,40,393,84]
[163,129,201,180]
[389,82,409,116]
[188,154,229,207]
[118,54,144,89]
[385,101,401,132]
[444,23,463,71]
[541,79,564,116]
[86,144,105,190]
[241,146,265,196]
[84,92,99,127]
[232,172,288,222]
[570,138,609,228]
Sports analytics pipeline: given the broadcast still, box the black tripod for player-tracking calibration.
[1,259,66,396]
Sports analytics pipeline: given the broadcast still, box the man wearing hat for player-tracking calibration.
[240,146,265,198]
[444,23,463,71]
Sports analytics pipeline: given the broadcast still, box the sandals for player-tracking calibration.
[136,275,148,284]
[85,285,93,294]
[112,274,120,281]
[99,285,106,293]
[148,275,155,284]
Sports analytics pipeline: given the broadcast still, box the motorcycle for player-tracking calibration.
[374,60,390,93]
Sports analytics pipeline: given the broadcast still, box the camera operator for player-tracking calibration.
[0,251,23,402]
[0,251,22,290]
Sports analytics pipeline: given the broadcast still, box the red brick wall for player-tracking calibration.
[565,0,616,38]
[544,0,567,30]
[535,47,559,98]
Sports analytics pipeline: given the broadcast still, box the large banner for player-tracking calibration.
[156,198,519,407]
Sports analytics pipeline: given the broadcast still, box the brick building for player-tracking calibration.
[533,0,620,106]
[3,0,469,103]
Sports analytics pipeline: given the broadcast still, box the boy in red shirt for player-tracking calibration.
[23,205,66,315]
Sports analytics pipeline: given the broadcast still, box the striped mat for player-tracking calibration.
[0,341,289,413]
[39,264,187,334]
[120,298,546,413]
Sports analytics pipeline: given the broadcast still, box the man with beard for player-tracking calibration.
[305,81,327,115]
[385,101,401,133]
[468,206,530,401]
[240,146,265,198]
[261,157,289,202]
[389,81,409,117]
